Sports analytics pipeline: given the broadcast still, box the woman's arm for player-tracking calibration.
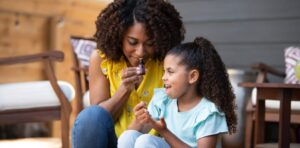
[89,50,142,120]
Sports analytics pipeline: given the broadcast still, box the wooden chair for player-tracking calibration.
[70,36,96,115]
[240,63,300,148]
[0,51,74,148]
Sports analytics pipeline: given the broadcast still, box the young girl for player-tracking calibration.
[118,37,237,148]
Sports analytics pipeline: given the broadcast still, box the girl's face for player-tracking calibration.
[122,22,155,67]
[162,54,190,99]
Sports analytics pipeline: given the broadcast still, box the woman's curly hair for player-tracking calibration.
[94,0,185,61]
[167,37,237,134]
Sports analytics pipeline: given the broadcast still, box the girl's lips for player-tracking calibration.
[164,84,171,89]
[164,85,171,96]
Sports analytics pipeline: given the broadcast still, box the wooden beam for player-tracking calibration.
[0,0,69,17]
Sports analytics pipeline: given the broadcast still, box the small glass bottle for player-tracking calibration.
[138,58,145,75]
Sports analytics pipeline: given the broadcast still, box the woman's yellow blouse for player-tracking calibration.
[99,51,164,137]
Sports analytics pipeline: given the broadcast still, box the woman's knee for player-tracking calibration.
[118,130,142,148]
[72,106,115,147]
[74,105,113,129]
[72,106,113,139]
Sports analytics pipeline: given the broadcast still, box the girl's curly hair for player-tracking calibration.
[94,0,185,61]
[167,37,237,134]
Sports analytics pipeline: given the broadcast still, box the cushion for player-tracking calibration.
[83,91,90,108]
[251,88,300,110]
[0,81,75,111]
[284,46,300,84]
[0,138,61,148]
[70,38,96,67]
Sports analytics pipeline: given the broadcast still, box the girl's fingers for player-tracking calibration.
[136,112,151,123]
[134,102,147,112]
[134,107,150,122]
[134,108,148,118]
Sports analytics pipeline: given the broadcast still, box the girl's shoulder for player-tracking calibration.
[195,98,226,123]
[194,98,229,139]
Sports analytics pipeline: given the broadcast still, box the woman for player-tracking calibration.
[72,0,185,147]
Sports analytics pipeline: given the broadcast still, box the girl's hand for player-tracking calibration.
[133,102,167,132]
[148,117,167,132]
[121,67,143,91]
[133,102,150,124]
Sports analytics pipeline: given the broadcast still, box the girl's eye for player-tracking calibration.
[167,70,174,74]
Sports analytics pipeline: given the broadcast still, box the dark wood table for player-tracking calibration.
[239,82,300,148]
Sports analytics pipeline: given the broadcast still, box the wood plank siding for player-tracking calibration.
[170,0,300,70]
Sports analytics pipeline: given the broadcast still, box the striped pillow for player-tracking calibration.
[284,46,300,84]
[71,38,96,67]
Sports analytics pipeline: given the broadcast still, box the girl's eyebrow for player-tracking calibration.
[165,67,173,71]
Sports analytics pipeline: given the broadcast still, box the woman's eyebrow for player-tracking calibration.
[127,36,137,40]
[127,36,151,42]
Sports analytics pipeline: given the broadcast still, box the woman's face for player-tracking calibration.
[122,22,155,67]
[162,54,190,99]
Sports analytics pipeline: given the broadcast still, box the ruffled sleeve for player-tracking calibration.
[147,88,170,120]
[98,51,108,75]
[194,99,228,139]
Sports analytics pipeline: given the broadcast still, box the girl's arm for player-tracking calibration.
[89,50,142,120]
[148,116,218,148]
[151,117,218,148]
[150,118,190,148]
[197,135,217,148]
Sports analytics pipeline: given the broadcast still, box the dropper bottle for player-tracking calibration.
[138,58,145,75]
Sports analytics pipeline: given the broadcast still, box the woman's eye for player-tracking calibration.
[128,39,137,45]
[145,41,154,46]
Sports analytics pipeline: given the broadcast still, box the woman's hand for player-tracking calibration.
[89,51,142,119]
[121,67,143,91]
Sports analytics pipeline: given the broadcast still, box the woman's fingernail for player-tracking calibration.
[136,67,141,74]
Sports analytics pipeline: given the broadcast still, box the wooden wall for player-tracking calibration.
[0,0,109,83]
[170,0,300,70]
[0,0,110,138]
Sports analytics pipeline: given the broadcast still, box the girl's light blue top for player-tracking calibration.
[148,88,228,147]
